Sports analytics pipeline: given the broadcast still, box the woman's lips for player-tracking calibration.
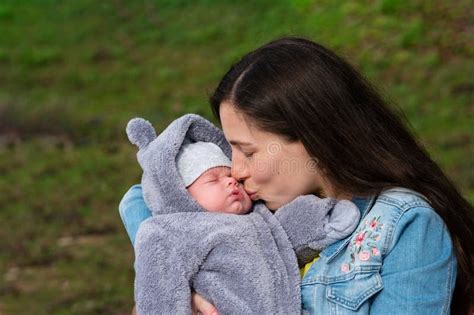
[245,189,258,200]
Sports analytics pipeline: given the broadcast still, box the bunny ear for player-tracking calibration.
[126,118,157,150]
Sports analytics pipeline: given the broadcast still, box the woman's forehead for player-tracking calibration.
[220,102,280,146]
[220,102,253,139]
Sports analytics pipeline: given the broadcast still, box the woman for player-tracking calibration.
[120,37,473,314]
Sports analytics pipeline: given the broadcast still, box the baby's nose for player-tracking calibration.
[227,177,238,186]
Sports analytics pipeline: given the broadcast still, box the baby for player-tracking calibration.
[119,141,253,246]
[122,114,361,314]
[176,141,252,215]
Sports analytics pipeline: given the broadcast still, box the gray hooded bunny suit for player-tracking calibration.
[126,114,360,314]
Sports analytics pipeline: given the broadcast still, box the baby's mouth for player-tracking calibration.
[230,188,243,200]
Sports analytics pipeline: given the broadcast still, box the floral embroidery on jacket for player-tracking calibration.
[341,216,384,272]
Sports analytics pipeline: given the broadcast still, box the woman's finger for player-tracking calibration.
[191,292,219,315]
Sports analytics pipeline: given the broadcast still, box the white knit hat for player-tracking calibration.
[176,141,231,187]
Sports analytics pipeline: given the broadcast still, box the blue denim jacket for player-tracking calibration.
[119,185,457,314]
[301,187,457,314]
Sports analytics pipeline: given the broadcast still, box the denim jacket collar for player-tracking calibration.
[320,195,377,262]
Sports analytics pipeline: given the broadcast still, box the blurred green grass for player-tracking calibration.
[0,0,472,314]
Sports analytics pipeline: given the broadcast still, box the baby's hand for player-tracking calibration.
[274,195,360,265]
[275,195,334,248]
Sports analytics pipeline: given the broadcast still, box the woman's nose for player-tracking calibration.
[231,154,250,181]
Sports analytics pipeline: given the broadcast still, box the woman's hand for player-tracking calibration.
[192,292,219,315]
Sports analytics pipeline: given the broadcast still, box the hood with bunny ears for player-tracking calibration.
[126,114,232,216]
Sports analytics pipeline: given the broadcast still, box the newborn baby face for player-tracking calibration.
[187,166,253,214]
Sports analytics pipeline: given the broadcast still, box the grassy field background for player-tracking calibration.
[0,0,472,314]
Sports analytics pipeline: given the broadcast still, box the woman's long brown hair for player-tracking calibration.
[210,37,473,314]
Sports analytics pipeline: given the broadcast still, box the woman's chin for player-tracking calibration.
[264,200,281,211]
[263,200,278,212]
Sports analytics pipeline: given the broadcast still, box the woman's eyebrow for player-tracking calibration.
[228,140,253,146]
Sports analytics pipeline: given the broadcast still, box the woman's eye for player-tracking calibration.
[243,152,254,158]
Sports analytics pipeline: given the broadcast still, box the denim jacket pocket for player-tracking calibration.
[326,270,383,311]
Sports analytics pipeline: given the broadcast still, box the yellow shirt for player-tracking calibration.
[300,256,319,278]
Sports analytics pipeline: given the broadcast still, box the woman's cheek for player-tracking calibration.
[249,159,269,185]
